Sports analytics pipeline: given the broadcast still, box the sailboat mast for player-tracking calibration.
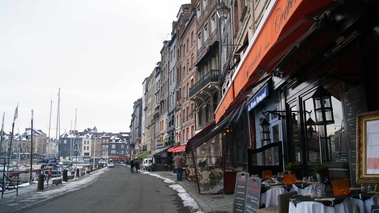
[0,112,4,155]
[30,110,33,183]
[56,88,60,159]
[48,96,52,142]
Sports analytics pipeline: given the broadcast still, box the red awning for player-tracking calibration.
[168,145,186,153]
[215,0,335,122]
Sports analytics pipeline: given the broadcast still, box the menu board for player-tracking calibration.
[244,177,262,213]
[342,86,366,187]
[233,172,249,212]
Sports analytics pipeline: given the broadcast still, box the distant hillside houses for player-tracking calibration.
[0,126,130,163]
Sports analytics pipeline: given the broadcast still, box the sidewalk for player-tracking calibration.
[0,168,234,213]
[155,171,234,213]
[0,169,105,213]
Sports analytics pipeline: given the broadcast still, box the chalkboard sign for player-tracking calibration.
[233,172,249,213]
[245,177,262,213]
[342,86,366,187]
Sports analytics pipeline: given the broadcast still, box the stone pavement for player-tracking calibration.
[156,171,234,213]
[0,168,234,213]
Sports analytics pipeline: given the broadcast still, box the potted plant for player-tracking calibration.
[314,162,328,182]
[285,162,294,173]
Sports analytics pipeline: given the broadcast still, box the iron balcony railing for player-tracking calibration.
[189,70,219,98]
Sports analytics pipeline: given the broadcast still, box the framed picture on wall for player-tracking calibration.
[356,110,379,184]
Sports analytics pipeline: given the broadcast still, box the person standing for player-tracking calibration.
[173,153,185,181]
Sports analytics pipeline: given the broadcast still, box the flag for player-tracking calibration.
[13,104,18,122]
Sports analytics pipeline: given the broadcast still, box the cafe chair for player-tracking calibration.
[283,173,297,185]
[262,170,273,179]
[278,191,298,213]
[186,165,196,181]
[331,178,350,196]
[200,170,210,189]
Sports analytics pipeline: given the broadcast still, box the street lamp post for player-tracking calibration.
[217,0,230,87]
[217,1,229,20]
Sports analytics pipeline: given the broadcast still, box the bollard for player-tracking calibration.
[63,169,68,182]
[76,168,80,178]
[37,174,45,191]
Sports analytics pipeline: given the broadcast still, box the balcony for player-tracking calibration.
[189,70,219,99]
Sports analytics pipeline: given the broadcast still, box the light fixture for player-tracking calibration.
[306,116,316,140]
[217,1,229,20]
[259,117,271,144]
[312,86,334,125]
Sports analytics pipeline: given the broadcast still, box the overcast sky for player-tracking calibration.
[0,0,189,137]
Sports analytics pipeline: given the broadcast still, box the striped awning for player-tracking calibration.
[167,145,186,153]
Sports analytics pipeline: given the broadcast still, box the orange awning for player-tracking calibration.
[167,145,186,153]
[215,0,335,122]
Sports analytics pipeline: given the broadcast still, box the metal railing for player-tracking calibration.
[189,70,219,98]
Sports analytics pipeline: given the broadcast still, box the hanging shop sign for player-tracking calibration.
[246,84,268,112]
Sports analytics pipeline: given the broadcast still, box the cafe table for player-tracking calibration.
[290,182,326,195]
[289,189,378,213]
[288,193,351,213]
[261,184,288,207]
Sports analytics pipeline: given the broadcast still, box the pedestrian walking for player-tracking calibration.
[173,153,185,181]
[134,158,140,173]
[130,158,135,173]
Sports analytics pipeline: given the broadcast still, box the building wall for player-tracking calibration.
[180,7,197,144]
[168,32,177,144]
[160,41,170,146]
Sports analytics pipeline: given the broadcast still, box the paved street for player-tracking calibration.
[0,165,234,213]
[6,165,194,213]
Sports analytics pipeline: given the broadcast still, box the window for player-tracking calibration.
[183,109,186,123]
[203,0,208,13]
[191,31,194,47]
[197,32,202,50]
[204,24,209,46]
[211,15,217,37]
[186,128,189,142]
[197,4,201,20]
[186,38,189,52]
[186,106,189,121]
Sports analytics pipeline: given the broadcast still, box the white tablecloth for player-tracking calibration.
[290,183,325,195]
[260,187,287,207]
[289,197,352,213]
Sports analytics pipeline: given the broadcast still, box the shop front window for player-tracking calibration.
[290,106,302,163]
[194,135,223,194]
[303,96,345,163]
[304,98,320,163]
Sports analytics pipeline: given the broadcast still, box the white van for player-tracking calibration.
[142,158,153,171]
[107,160,115,168]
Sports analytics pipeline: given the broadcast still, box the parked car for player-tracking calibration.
[142,158,153,171]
